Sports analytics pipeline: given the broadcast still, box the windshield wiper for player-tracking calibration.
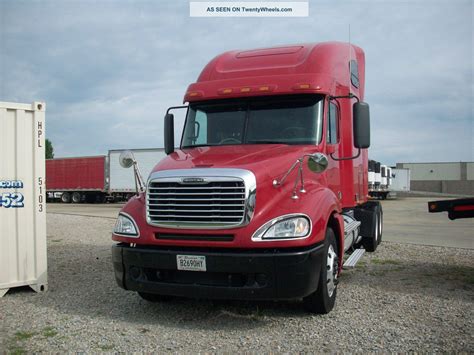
[181,144,219,149]
[246,140,289,145]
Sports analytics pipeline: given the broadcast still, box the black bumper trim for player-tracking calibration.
[112,243,325,300]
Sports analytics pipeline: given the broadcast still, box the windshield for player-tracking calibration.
[181,95,324,148]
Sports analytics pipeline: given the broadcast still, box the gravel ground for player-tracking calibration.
[0,213,473,353]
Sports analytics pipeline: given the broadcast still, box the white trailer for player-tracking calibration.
[381,165,388,187]
[0,101,47,297]
[387,167,392,189]
[108,148,166,200]
[368,160,390,199]
[389,168,411,192]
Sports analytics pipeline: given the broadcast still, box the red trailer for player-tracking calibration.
[46,156,107,203]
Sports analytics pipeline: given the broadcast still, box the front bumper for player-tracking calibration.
[112,243,324,300]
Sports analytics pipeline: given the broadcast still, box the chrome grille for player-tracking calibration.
[147,179,247,227]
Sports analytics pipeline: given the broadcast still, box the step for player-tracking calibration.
[343,248,366,269]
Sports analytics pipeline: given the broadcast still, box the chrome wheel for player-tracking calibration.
[326,244,338,297]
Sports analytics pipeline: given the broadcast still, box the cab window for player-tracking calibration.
[350,60,360,88]
[327,102,339,144]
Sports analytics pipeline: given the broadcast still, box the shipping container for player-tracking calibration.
[46,156,107,203]
[0,101,47,297]
[108,148,166,193]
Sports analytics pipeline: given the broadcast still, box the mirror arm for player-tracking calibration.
[330,148,361,161]
[166,105,188,114]
[273,159,302,187]
[329,93,360,102]
[133,161,145,194]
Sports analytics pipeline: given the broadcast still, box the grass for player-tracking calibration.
[464,273,474,285]
[14,331,35,341]
[423,265,474,285]
[355,260,367,270]
[98,344,115,351]
[7,331,36,355]
[451,265,474,285]
[371,258,402,266]
[42,326,58,338]
[8,345,27,355]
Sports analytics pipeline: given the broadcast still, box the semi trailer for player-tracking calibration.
[46,149,166,203]
[368,159,391,199]
[111,42,383,314]
[389,168,410,193]
[46,156,108,203]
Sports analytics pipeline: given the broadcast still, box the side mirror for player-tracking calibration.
[353,102,370,149]
[307,153,329,173]
[164,113,174,155]
[119,150,135,168]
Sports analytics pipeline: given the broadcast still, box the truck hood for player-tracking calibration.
[152,144,320,184]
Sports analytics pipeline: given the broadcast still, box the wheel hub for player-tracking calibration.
[326,245,338,297]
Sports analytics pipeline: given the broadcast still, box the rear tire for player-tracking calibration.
[362,208,379,252]
[355,201,382,252]
[60,192,71,203]
[303,227,338,314]
[377,204,383,245]
[72,192,82,203]
[138,292,172,303]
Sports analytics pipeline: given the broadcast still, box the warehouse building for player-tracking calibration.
[396,162,474,195]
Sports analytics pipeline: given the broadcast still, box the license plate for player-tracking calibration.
[177,255,206,272]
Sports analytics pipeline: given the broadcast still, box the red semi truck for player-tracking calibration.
[112,42,382,313]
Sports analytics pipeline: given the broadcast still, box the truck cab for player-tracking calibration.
[112,42,382,314]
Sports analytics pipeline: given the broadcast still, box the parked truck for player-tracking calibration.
[46,148,166,203]
[368,159,391,199]
[111,42,383,314]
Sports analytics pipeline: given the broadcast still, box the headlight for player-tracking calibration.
[252,214,311,241]
[114,213,139,237]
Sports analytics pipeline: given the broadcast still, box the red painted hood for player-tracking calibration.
[115,144,336,249]
[151,144,319,184]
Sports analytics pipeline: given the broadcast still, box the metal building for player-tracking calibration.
[396,162,474,195]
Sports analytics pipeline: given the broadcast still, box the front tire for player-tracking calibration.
[303,227,338,314]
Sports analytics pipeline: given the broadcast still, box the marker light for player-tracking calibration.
[293,83,311,90]
[241,87,251,93]
[186,91,203,99]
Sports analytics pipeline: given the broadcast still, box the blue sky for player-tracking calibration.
[1,0,472,165]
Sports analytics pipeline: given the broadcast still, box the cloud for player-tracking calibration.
[0,0,472,165]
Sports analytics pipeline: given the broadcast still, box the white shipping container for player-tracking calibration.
[108,148,166,192]
[0,102,47,297]
[390,168,411,192]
